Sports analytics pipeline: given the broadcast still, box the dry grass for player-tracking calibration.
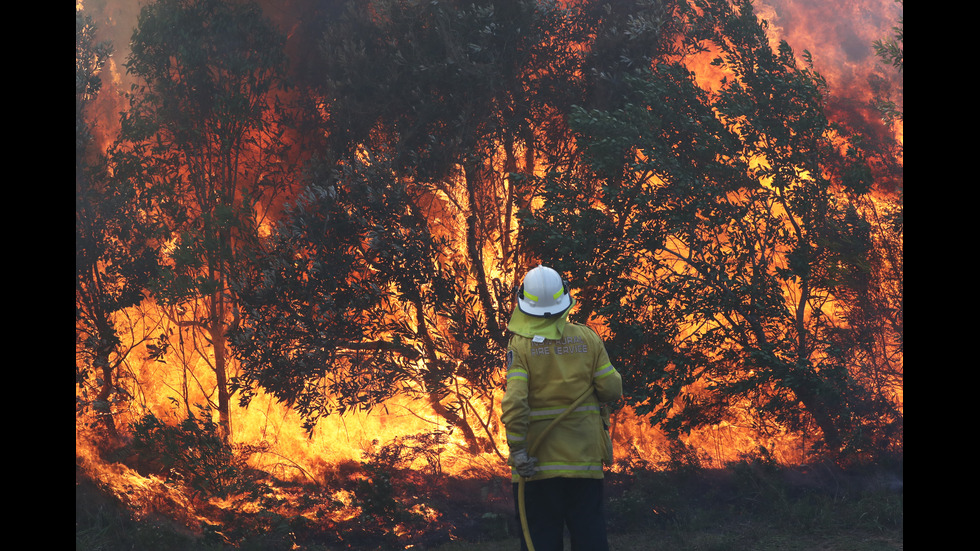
[77,455,903,551]
[431,460,904,551]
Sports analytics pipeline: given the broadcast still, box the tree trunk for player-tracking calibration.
[791,381,843,456]
[502,138,517,281]
[463,162,502,339]
[94,348,119,441]
[211,282,232,444]
[410,292,484,455]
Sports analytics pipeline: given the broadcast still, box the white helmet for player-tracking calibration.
[517,265,571,317]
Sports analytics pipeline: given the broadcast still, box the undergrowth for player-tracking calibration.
[77,418,902,550]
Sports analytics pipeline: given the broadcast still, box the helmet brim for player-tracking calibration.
[517,293,572,318]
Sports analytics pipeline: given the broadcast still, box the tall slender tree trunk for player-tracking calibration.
[94,348,120,441]
[502,138,517,281]
[211,273,233,444]
[463,162,501,339]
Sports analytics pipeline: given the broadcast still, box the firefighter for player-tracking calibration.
[502,265,623,551]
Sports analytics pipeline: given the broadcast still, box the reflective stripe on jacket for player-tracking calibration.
[502,322,623,482]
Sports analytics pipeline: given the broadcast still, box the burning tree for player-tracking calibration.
[76,0,902,546]
[229,0,677,456]
[522,0,902,461]
[76,11,162,442]
[109,0,296,441]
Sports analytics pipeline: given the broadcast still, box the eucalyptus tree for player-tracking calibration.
[113,0,294,440]
[236,0,579,454]
[522,0,902,461]
[230,0,675,454]
[77,10,162,442]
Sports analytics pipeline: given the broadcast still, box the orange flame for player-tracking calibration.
[78,1,901,544]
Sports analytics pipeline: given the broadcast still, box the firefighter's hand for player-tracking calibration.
[511,449,538,477]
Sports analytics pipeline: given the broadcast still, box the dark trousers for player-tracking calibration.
[512,477,609,551]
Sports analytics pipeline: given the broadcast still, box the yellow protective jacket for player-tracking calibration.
[501,304,623,482]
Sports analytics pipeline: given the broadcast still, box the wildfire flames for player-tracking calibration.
[77,0,902,547]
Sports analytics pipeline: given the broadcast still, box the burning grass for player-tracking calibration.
[76,424,902,551]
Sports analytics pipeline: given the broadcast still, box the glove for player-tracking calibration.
[510,449,538,478]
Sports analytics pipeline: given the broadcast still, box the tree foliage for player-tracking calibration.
[872,0,903,73]
[870,0,903,128]
[229,151,452,427]
[79,0,902,466]
[229,0,675,452]
[521,0,901,460]
[77,11,161,440]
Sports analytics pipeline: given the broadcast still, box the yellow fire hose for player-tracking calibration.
[518,388,595,551]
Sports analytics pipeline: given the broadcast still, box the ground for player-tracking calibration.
[77,456,903,551]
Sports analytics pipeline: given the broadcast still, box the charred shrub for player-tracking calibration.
[354,457,404,523]
[353,433,441,523]
[659,438,708,474]
[129,407,257,498]
[335,432,449,547]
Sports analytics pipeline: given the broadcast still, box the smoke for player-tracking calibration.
[78,0,146,86]
[756,0,903,97]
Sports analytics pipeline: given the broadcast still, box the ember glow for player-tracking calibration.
[77,0,901,546]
